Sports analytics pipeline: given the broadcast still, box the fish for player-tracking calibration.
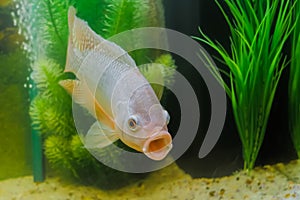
[59,6,173,161]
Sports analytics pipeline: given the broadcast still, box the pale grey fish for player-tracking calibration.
[59,6,172,161]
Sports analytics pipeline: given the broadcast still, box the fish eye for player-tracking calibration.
[164,110,170,125]
[128,115,139,131]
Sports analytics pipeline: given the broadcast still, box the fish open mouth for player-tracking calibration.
[143,131,173,161]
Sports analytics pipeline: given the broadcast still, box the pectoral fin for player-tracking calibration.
[84,121,119,149]
[59,79,115,129]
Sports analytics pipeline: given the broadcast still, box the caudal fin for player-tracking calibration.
[65,6,137,74]
[65,6,103,73]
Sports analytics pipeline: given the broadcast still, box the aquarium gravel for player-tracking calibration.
[0,161,299,200]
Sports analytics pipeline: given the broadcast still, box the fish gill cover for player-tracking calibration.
[13,0,176,188]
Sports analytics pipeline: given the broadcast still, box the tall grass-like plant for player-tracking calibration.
[289,0,300,158]
[195,0,296,171]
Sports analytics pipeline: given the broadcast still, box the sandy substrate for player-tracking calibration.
[0,160,300,200]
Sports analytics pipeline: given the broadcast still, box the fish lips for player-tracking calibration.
[142,131,173,161]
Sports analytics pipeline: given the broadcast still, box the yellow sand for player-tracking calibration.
[0,160,299,200]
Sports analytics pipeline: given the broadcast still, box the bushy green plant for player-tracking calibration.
[140,54,176,100]
[29,59,75,138]
[15,0,175,186]
[289,0,300,158]
[195,0,296,171]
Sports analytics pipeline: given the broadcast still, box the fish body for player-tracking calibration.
[59,7,172,160]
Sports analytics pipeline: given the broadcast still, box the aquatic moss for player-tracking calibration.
[30,59,68,101]
[29,95,75,138]
[289,0,300,158]
[154,54,176,88]
[196,0,296,171]
[44,135,75,173]
[46,133,144,189]
[70,134,96,167]
[29,59,75,138]
[140,53,176,100]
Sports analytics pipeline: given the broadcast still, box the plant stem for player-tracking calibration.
[46,0,64,46]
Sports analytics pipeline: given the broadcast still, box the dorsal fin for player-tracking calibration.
[65,6,136,73]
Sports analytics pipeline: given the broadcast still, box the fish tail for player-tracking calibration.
[65,6,81,73]
[68,6,76,31]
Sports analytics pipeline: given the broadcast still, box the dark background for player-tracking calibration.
[163,0,296,177]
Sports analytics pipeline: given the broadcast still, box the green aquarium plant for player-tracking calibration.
[289,0,300,158]
[195,0,296,171]
[14,0,175,187]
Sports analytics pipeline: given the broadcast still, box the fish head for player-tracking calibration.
[115,84,173,161]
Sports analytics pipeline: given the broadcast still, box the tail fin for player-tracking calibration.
[65,6,103,73]
[65,6,137,74]
[65,6,79,73]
